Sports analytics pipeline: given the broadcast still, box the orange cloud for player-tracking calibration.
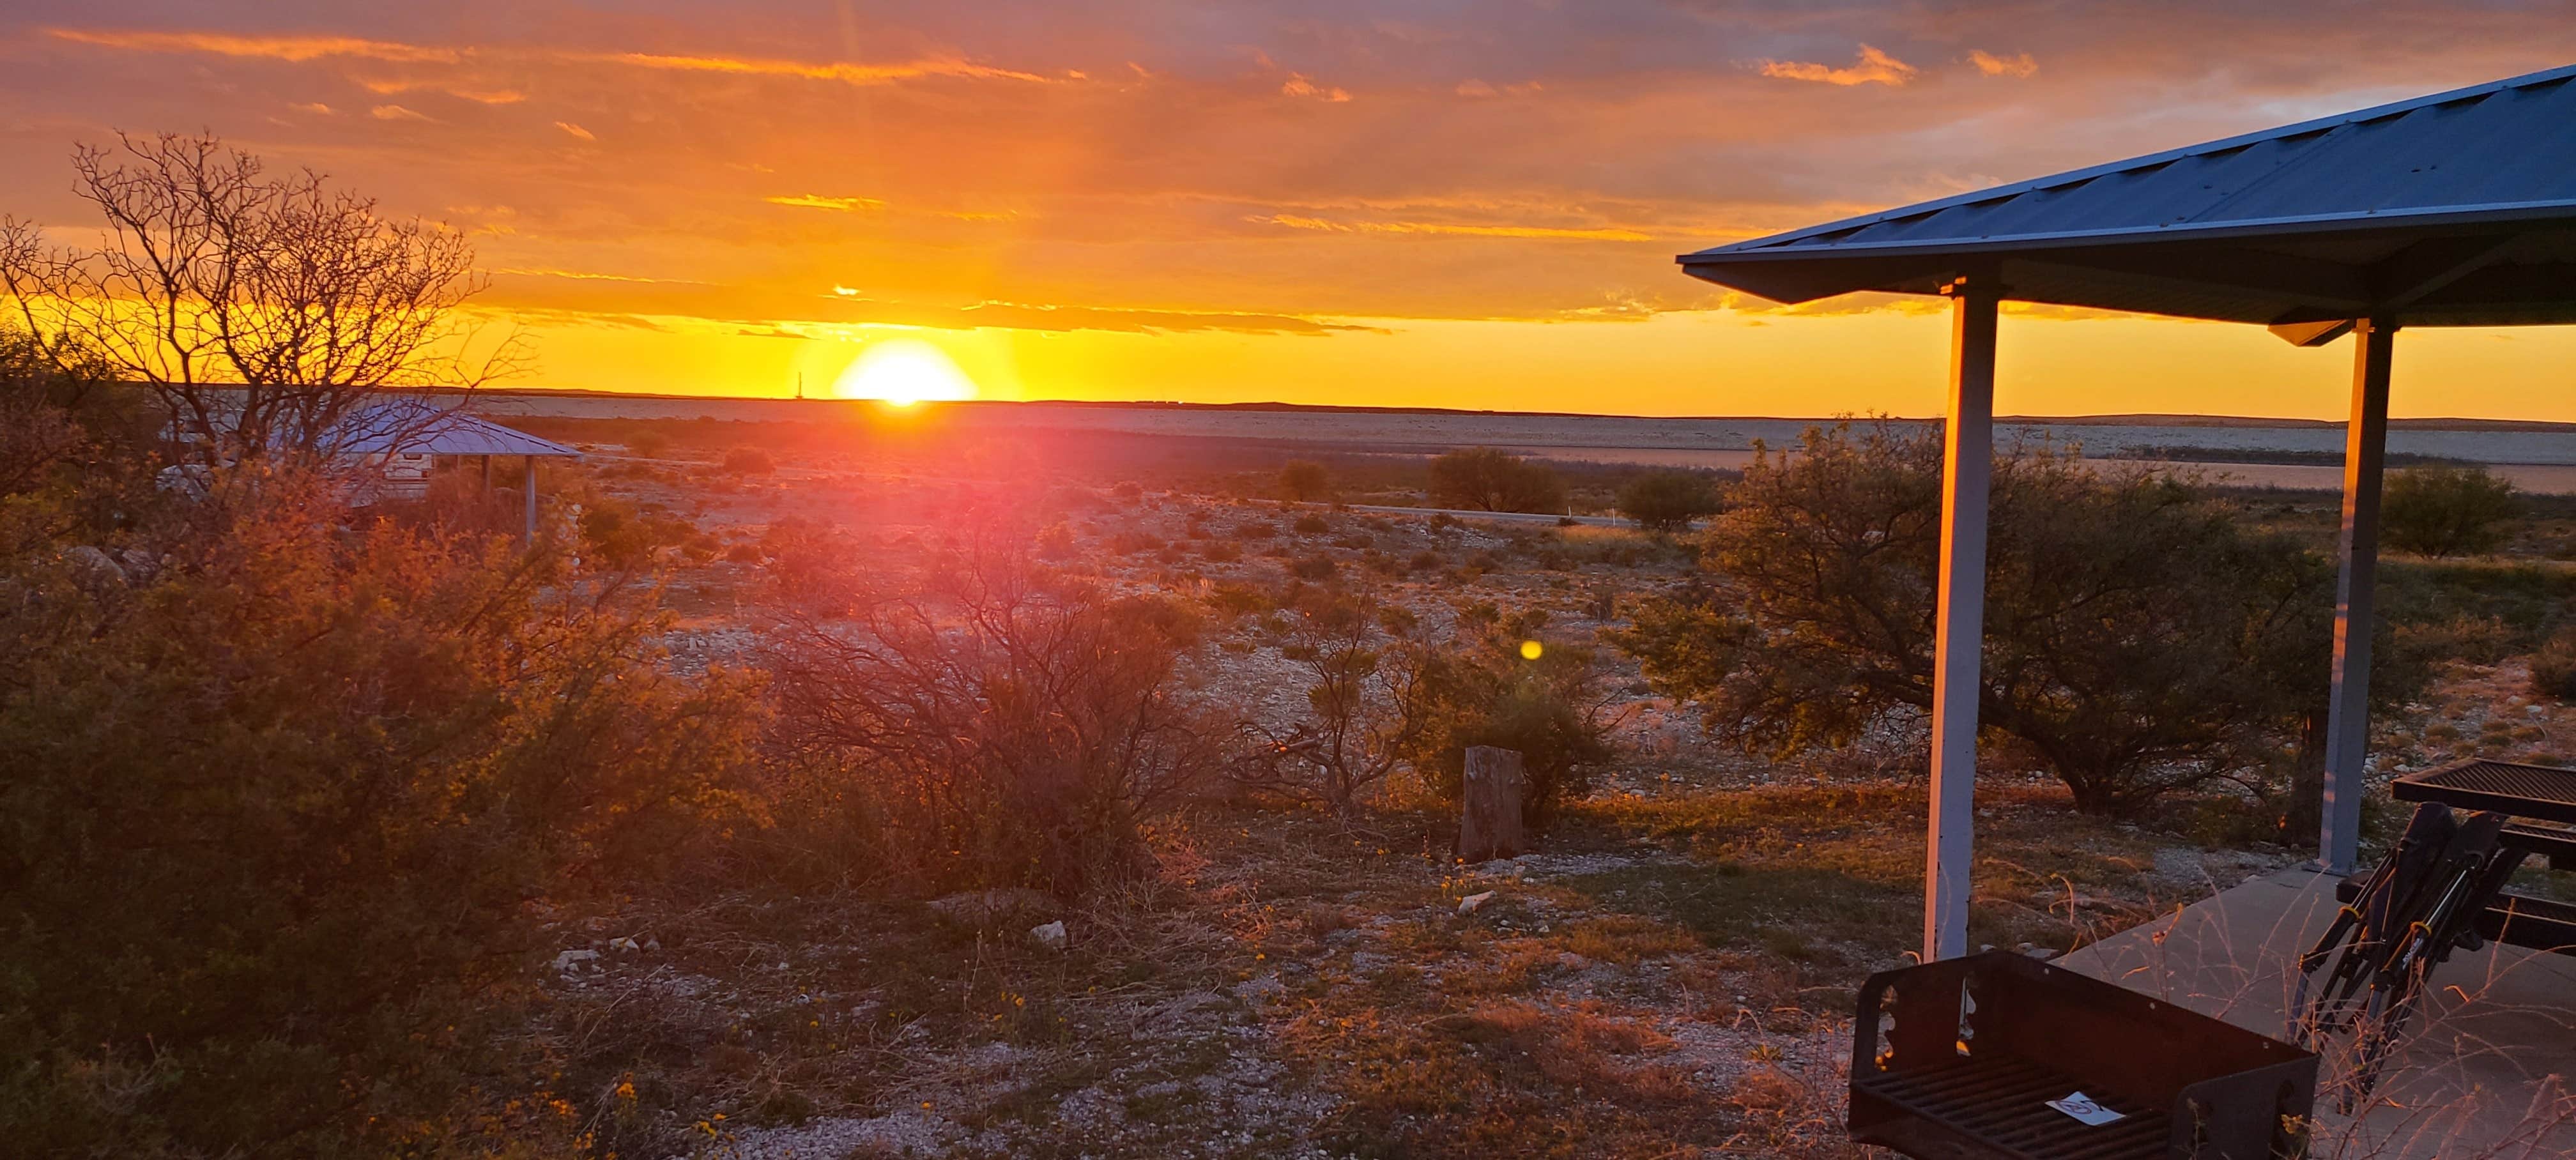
[494,268,708,285]
[1281,73,1353,102]
[1260,215,1650,242]
[765,194,885,211]
[597,51,1048,86]
[48,28,461,64]
[369,104,432,121]
[555,121,595,141]
[1969,49,2039,77]
[1759,44,1917,86]
[362,78,526,103]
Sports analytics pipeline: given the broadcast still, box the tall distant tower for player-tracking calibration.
[795,371,805,401]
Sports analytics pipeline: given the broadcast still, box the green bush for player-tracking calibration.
[1428,447,1565,514]
[1407,637,1614,828]
[2382,464,2518,557]
[1280,459,1332,502]
[1614,421,2414,818]
[0,473,761,1157]
[2533,626,2576,701]
[1618,469,1721,533]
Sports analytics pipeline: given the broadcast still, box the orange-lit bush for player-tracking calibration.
[763,536,1219,896]
[0,435,761,1155]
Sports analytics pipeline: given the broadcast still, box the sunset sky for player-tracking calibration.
[4,3,2575,419]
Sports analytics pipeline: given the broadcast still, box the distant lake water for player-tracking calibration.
[475,393,2576,494]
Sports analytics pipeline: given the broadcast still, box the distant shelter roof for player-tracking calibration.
[1678,64,2576,335]
[332,404,582,457]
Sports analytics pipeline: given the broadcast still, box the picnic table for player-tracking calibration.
[2358,758,2576,954]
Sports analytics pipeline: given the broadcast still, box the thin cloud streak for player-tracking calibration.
[1970,50,2039,78]
[47,27,464,64]
[1759,45,1918,86]
[594,50,1052,86]
[1261,215,1652,242]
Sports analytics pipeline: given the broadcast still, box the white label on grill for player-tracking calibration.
[2046,1092,2126,1126]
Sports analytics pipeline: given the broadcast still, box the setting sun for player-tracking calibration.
[831,339,979,406]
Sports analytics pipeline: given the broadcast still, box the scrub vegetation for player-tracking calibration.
[3,139,2568,1157]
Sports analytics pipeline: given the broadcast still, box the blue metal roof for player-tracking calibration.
[1679,65,2576,330]
[330,403,583,457]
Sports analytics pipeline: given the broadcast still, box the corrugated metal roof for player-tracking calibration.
[332,404,583,457]
[1678,65,2576,327]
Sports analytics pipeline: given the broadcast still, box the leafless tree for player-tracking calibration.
[1236,596,1437,815]
[0,132,524,464]
[763,537,1220,895]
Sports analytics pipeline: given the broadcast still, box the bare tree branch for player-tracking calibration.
[0,132,526,465]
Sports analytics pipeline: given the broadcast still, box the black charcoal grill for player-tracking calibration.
[1850,951,2316,1159]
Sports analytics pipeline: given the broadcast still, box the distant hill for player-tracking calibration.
[456,388,2576,434]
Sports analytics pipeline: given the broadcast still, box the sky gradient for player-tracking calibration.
[4,3,2575,418]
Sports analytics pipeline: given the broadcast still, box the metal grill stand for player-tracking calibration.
[1851,952,2317,1159]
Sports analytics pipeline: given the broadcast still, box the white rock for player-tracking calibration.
[553,949,600,972]
[64,545,125,588]
[1031,920,1068,951]
[1458,891,1496,915]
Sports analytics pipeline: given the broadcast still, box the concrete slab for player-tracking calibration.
[2058,866,2576,1157]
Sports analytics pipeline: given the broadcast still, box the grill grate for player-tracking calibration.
[1855,1055,2170,1158]
[2396,759,2576,825]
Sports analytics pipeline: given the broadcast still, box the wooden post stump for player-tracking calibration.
[1458,745,1528,862]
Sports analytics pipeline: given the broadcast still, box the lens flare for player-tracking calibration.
[1519,639,1544,660]
[831,339,978,406]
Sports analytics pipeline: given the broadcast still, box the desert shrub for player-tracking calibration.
[1280,459,1332,502]
[1202,539,1243,563]
[0,468,760,1157]
[1293,513,1331,534]
[1614,421,2416,818]
[2382,464,2518,557]
[722,446,776,475]
[1429,447,1566,514]
[1036,521,1077,558]
[765,540,1217,896]
[2393,612,2520,668]
[1108,529,1165,554]
[1406,636,1616,828]
[759,515,861,611]
[1235,520,1275,539]
[578,494,694,570]
[627,429,670,457]
[1235,597,1434,814]
[723,541,763,563]
[1111,480,1144,500]
[1290,554,1338,581]
[2534,627,2576,701]
[1207,581,1274,617]
[1617,469,1722,534]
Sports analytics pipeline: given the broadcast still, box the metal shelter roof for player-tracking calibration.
[331,404,582,457]
[1678,65,2576,335]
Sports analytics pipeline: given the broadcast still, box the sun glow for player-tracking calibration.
[831,339,979,406]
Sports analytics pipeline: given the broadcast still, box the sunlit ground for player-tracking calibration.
[831,339,979,407]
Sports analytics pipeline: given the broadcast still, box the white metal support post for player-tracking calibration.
[1926,276,1998,963]
[2321,316,2396,874]
[524,455,539,544]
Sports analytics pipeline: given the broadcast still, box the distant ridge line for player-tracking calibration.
[457,387,2576,433]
